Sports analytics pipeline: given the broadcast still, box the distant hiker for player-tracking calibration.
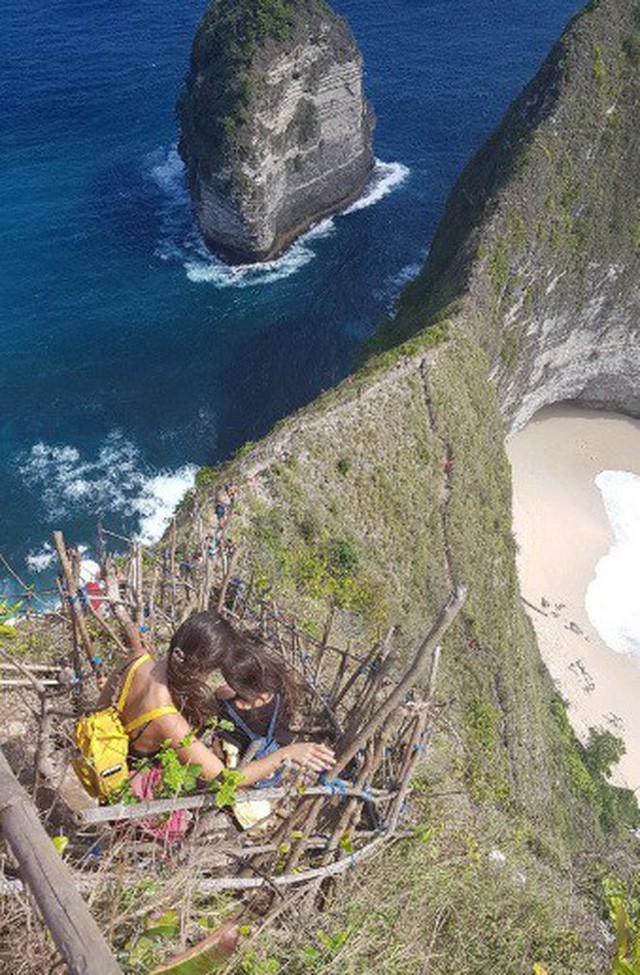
[215,488,231,526]
[214,484,238,527]
[206,534,219,558]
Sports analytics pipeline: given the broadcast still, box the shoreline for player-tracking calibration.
[507,404,640,792]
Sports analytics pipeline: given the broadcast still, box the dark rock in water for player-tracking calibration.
[177,0,375,264]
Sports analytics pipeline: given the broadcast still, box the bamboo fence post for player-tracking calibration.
[313,604,335,684]
[217,547,240,613]
[52,531,97,672]
[0,749,122,974]
[330,587,465,780]
[169,518,177,621]
[387,645,441,831]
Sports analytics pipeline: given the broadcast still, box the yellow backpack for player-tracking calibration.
[73,653,177,799]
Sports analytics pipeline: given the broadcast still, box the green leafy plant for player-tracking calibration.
[603,877,640,974]
[0,598,22,637]
[209,768,242,808]
[156,737,202,797]
[206,714,236,734]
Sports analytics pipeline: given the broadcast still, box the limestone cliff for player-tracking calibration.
[170,2,640,967]
[172,0,640,846]
[385,0,640,429]
[178,0,375,263]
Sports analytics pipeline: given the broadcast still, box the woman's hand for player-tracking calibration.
[282,742,336,773]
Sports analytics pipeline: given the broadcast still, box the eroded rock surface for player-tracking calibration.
[386,0,640,429]
[178,0,374,263]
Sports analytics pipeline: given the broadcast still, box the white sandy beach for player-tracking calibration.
[507,405,640,792]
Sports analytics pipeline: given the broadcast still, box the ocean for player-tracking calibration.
[586,471,640,657]
[0,0,584,590]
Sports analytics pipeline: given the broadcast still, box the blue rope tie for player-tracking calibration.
[413,743,426,753]
[139,625,149,633]
[92,654,102,667]
[319,774,348,797]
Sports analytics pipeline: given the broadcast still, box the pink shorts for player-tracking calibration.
[129,766,190,843]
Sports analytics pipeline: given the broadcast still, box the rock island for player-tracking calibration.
[178,0,375,263]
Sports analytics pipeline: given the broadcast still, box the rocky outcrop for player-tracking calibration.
[170,5,640,958]
[178,0,375,263]
[385,0,640,430]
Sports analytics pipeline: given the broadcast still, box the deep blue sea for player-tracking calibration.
[1,0,583,591]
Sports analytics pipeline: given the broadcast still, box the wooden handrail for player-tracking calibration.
[0,749,122,975]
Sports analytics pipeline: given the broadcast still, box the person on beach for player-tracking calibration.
[98,611,334,786]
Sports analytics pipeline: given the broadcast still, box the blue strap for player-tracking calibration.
[223,695,281,746]
[319,774,347,797]
[265,694,281,742]
[221,700,258,742]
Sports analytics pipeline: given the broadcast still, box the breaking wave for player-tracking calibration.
[19,432,197,547]
[148,148,409,288]
[25,543,56,573]
[343,160,410,214]
[585,470,640,656]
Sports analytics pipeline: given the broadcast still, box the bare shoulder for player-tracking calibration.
[152,708,192,745]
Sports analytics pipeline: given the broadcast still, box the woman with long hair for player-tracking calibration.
[98,610,334,785]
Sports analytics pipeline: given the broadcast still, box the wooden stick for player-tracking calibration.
[52,531,97,672]
[330,587,466,779]
[217,546,240,613]
[85,599,128,656]
[169,518,177,621]
[0,749,122,974]
[195,834,389,891]
[80,784,390,825]
[0,835,392,900]
[0,646,46,695]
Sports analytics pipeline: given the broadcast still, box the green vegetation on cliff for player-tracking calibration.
[170,1,640,969]
[178,0,352,183]
[368,0,640,428]
[178,0,294,178]
[178,326,639,971]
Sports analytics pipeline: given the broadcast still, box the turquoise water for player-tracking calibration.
[0,0,583,585]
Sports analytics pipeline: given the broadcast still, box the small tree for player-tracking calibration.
[583,728,626,779]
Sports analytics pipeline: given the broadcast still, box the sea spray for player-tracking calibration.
[19,432,196,548]
[585,470,640,656]
[150,149,409,288]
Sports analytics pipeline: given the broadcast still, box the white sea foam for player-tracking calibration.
[149,148,410,287]
[184,218,335,287]
[25,543,56,573]
[585,470,640,656]
[343,160,410,214]
[19,432,196,546]
[372,251,427,310]
[132,469,198,546]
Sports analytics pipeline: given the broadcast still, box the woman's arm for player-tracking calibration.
[239,741,336,786]
[152,713,336,786]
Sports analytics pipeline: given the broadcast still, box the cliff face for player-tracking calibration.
[173,0,640,835]
[387,0,640,429]
[170,2,639,966]
[178,0,375,263]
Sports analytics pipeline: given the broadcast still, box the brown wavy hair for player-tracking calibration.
[218,632,300,719]
[166,612,299,727]
[166,612,236,728]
